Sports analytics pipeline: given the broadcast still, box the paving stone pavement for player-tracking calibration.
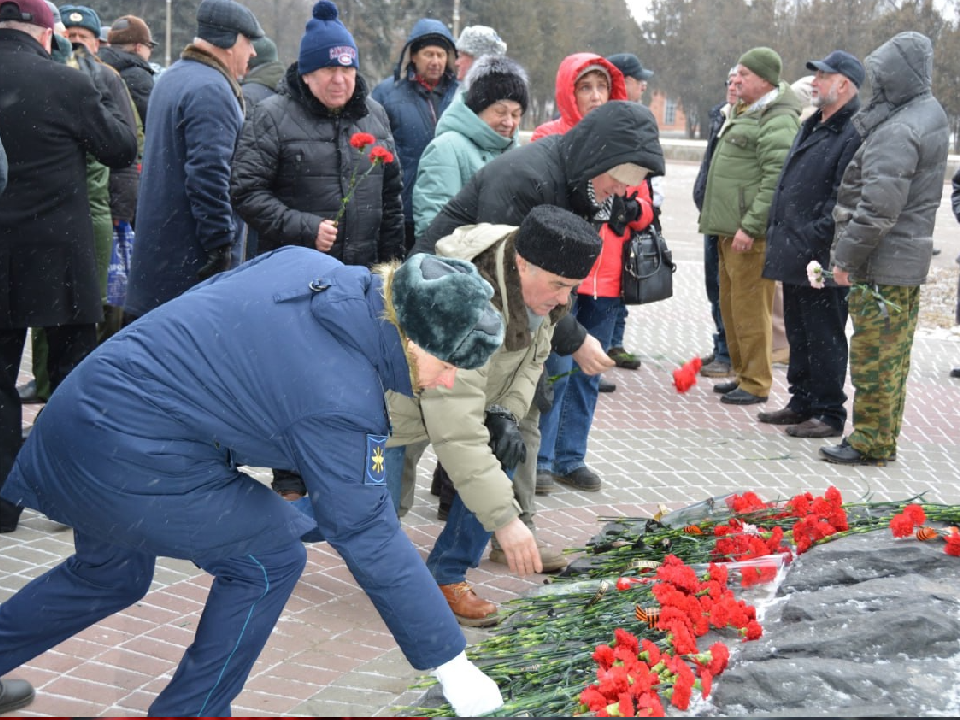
[3,161,960,717]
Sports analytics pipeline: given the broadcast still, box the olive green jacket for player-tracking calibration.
[698,81,801,239]
[386,223,567,532]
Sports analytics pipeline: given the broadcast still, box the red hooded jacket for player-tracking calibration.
[531,53,654,298]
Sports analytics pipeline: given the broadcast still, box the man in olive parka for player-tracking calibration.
[698,47,801,406]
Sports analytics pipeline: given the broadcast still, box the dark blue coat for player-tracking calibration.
[763,97,861,285]
[2,247,465,670]
[372,19,459,226]
[125,48,246,317]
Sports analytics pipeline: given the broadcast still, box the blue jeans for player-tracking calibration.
[538,296,620,474]
[425,467,515,585]
[610,302,628,349]
[704,235,730,363]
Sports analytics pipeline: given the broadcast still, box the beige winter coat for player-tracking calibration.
[386,223,568,531]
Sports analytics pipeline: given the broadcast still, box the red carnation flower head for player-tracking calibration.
[889,512,915,538]
[349,131,376,150]
[369,145,394,164]
[903,503,926,525]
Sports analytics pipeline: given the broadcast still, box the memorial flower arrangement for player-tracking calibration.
[333,132,394,225]
[405,489,960,716]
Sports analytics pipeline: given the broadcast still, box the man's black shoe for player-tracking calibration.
[0,679,35,715]
[598,377,616,392]
[951,367,960,379]
[720,388,767,405]
[556,466,602,491]
[757,407,808,425]
[819,439,892,466]
[713,380,738,394]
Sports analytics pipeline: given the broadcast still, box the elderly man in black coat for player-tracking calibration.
[759,50,864,439]
[0,0,137,532]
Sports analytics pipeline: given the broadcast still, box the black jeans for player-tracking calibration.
[783,283,849,430]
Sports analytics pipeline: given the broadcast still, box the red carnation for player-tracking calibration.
[889,512,915,538]
[349,131,376,150]
[369,145,394,164]
[903,503,926,525]
[945,527,960,557]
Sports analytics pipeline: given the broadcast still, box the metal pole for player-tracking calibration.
[165,0,172,67]
[453,0,460,39]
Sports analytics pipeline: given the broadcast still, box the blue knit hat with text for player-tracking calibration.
[299,1,358,74]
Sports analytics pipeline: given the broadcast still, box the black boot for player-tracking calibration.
[0,679,35,714]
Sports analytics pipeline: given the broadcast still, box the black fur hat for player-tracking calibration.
[464,55,530,114]
[393,255,504,370]
[515,205,601,279]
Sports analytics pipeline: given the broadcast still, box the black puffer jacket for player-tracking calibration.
[231,64,404,266]
[763,97,861,285]
[415,101,665,254]
[413,100,665,351]
[99,45,155,131]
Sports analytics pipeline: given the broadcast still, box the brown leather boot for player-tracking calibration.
[439,582,500,627]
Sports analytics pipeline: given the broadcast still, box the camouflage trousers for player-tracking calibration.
[847,284,921,458]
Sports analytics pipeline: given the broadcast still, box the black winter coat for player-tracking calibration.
[231,65,405,266]
[763,97,861,285]
[98,45,155,131]
[413,100,665,351]
[693,102,725,211]
[0,29,137,327]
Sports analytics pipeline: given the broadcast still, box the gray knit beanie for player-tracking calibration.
[456,25,506,58]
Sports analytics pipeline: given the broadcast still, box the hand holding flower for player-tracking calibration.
[333,132,395,227]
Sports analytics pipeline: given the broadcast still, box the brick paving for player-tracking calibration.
[3,161,960,716]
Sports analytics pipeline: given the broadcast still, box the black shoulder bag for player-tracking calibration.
[621,226,676,305]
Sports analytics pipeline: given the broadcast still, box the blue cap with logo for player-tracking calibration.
[299,1,358,74]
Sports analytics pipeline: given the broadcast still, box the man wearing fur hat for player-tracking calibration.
[454,24,506,81]
[384,206,603,626]
[101,15,156,129]
[232,0,404,499]
[0,248,507,717]
[699,46,801,406]
[125,0,262,320]
[372,18,459,250]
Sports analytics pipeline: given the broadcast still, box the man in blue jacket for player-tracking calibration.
[372,18,459,251]
[125,0,262,321]
[0,248,506,717]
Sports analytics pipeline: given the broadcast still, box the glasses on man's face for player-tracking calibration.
[725,80,733,87]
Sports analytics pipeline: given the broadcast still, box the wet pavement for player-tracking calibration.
[4,161,960,716]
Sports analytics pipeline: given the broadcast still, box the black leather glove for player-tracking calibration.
[608,191,641,236]
[484,405,526,471]
[196,244,232,281]
[534,371,555,414]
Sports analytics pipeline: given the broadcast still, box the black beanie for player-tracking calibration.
[464,55,530,114]
[515,205,601,279]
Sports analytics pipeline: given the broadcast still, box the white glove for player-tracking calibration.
[433,650,503,716]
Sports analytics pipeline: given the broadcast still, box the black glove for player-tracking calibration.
[484,405,526,471]
[196,245,232,281]
[534,371,555,414]
[608,191,641,236]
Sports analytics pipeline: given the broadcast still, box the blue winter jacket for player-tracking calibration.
[125,47,247,317]
[2,247,465,670]
[372,19,459,226]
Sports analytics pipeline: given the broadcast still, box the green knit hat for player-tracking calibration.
[738,46,782,86]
